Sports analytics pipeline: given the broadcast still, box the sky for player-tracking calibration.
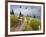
[10,5,41,16]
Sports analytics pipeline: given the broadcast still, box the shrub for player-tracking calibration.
[30,19,41,30]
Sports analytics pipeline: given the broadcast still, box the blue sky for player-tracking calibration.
[10,5,41,16]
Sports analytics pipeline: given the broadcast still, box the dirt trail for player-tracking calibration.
[15,23,24,31]
[14,17,25,31]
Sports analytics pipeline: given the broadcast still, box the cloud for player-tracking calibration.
[10,5,41,16]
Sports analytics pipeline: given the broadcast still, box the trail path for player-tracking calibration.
[14,17,26,31]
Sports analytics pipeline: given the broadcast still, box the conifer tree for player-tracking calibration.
[10,9,14,15]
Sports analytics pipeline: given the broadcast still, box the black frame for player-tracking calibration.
[5,1,45,37]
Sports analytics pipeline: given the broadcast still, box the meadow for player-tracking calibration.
[10,15,41,31]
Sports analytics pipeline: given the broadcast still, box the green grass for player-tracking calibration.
[10,15,19,27]
[30,19,41,30]
[10,15,41,31]
[23,17,41,31]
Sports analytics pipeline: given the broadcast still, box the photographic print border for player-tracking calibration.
[5,1,45,37]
